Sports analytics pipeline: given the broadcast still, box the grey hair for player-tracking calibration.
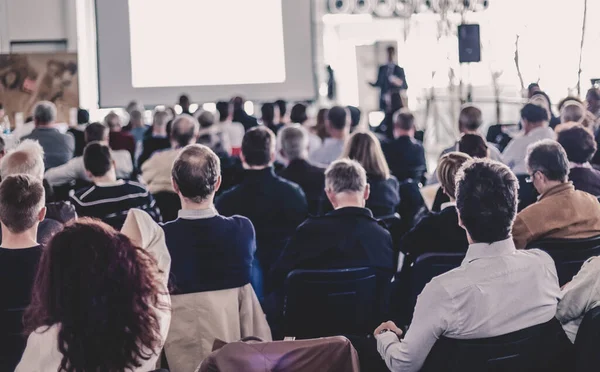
[153,110,170,127]
[33,101,57,124]
[526,139,569,182]
[0,140,45,179]
[280,124,308,161]
[560,102,585,123]
[325,158,367,194]
[171,114,200,147]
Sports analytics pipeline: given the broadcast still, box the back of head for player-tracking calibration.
[77,109,90,125]
[558,96,583,112]
[347,106,362,129]
[290,103,308,124]
[232,96,244,111]
[0,140,45,179]
[171,114,200,148]
[437,152,472,199]
[261,103,275,124]
[342,131,390,179]
[275,99,287,118]
[130,109,143,122]
[125,100,143,114]
[458,133,488,158]
[458,105,482,132]
[325,158,367,195]
[172,144,221,202]
[197,111,215,129]
[84,122,109,144]
[179,94,190,107]
[280,124,308,161]
[456,159,518,243]
[393,110,415,132]
[560,101,585,123]
[557,125,597,164]
[587,87,600,102]
[521,103,549,123]
[241,126,275,167]
[33,101,57,125]
[25,218,162,372]
[0,174,44,233]
[84,142,113,177]
[153,110,170,128]
[216,101,230,122]
[104,112,122,131]
[328,106,348,131]
[526,139,569,182]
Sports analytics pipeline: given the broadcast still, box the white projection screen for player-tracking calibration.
[95,0,316,107]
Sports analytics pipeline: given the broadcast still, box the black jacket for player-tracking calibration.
[270,207,394,292]
[382,136,427,183]
[215,167,308,273]
[279,159,325,216]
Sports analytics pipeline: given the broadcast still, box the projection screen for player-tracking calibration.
[95,0,316,107]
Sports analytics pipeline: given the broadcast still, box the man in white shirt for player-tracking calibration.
[502,103,555,175]
[44,122,133,186]
[374,158,561,372]
[309,106,349,166]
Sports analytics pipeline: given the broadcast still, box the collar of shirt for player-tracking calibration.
[178,208,217,220]
[327,206,373,219]
[526,125,553,138]
[33,127,60,133]
[440,201,456,210]
[539,182,575,200]
[244,166,275,180]
[94,179,125,187]
[322,137,345,147]
[463,237,517,264]
[570,161,593,169]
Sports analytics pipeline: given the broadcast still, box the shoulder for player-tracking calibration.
[516,248,555,266]
[275,175,305,195]
[111,149,131,159]
[123,180,150,193]
[71,185,96,201]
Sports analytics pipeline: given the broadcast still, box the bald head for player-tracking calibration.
[171,114,200,148]
[171,144,221,203]
[0,140,45,179]
[561,102,585,123]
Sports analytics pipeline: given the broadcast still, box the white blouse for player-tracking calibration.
[16,209,172,371]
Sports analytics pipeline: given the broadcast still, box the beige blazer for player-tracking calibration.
[164,284,272,372]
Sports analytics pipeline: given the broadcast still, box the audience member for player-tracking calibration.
[232,96,258,131]
[138,110,172,168]
[512,140,600,249]
[179,94,193,116]
[106,111,136,158]
[22,101,75,170]
[557,255,600,343]
[216,101,245,155]
[274,99,288,126]
[289,103,322,154]
[279,125,325,215]
[163,144,254,294]
[555,101,586,133]
[458,133,489,158]
[374,159,560,371]
[141,114,199,194]
[70,143,160,230]
[382,110,427,182]
[271,159,394,289]
[503,103,555,175]
[45,122,134,186]
[16,210,170,371]
[586,87,600,124]
[557,126,600,196]
[399,152,471,259]
[128,109,149,147]
[310,106,349,166]
[197,110,230,155]
[69,108,90,157]
[262,102,283,134]
[527,82,541,98]
[216,126,307,275]
[347,105,362,132]
[315,107,330,141]
[530,91,561,128]
[0,175,46,371]
[335,131,400,217]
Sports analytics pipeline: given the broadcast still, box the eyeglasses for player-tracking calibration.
[526,170,539,183]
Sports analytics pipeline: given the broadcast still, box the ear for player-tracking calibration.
[214,175,222,193]
[325,188,337,209]
[85,170,94,180]
[171,178,180,195]
[363,183,371,201]
[240,153,248,168]
[457,210,465,230]
[38,206,47,222]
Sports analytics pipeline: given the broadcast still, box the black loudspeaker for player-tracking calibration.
[458,24,481,63]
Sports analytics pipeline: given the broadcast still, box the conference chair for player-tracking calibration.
[526,236,600,286]
[378,212,401,230]
[421,318,573,372]
[397,179,428,235]
[574,306,600,372]
[516,174,538,212]
[430,186,449,213]
[282,267,391,339]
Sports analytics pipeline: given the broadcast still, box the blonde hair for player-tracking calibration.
[437,152,472,199]
[341,131,390,179]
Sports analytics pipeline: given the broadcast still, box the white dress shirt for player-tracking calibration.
[556,257,600,343]
[309,137,345,166]
[376,238,560,372]
[502,126,556,175]
[44,149,133,186]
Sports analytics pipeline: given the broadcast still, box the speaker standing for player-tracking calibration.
[370,46,408,114]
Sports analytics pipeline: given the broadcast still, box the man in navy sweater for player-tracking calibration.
[162,144,255,295]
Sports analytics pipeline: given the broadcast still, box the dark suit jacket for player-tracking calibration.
[569,167,600,197]
[382,136,427,183]
[279,159,325,216]
[270,207,394,292]
[374,64,408,111]
[399,206,468,260]
[233,109,259,132]
[215,167,308,273]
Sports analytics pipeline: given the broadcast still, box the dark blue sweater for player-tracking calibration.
[162,215,255,294]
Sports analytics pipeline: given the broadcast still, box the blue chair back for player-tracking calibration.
[421,318,572,372]
[283,267,389,339]
[575,306,600,372]
[526,236,600,286]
